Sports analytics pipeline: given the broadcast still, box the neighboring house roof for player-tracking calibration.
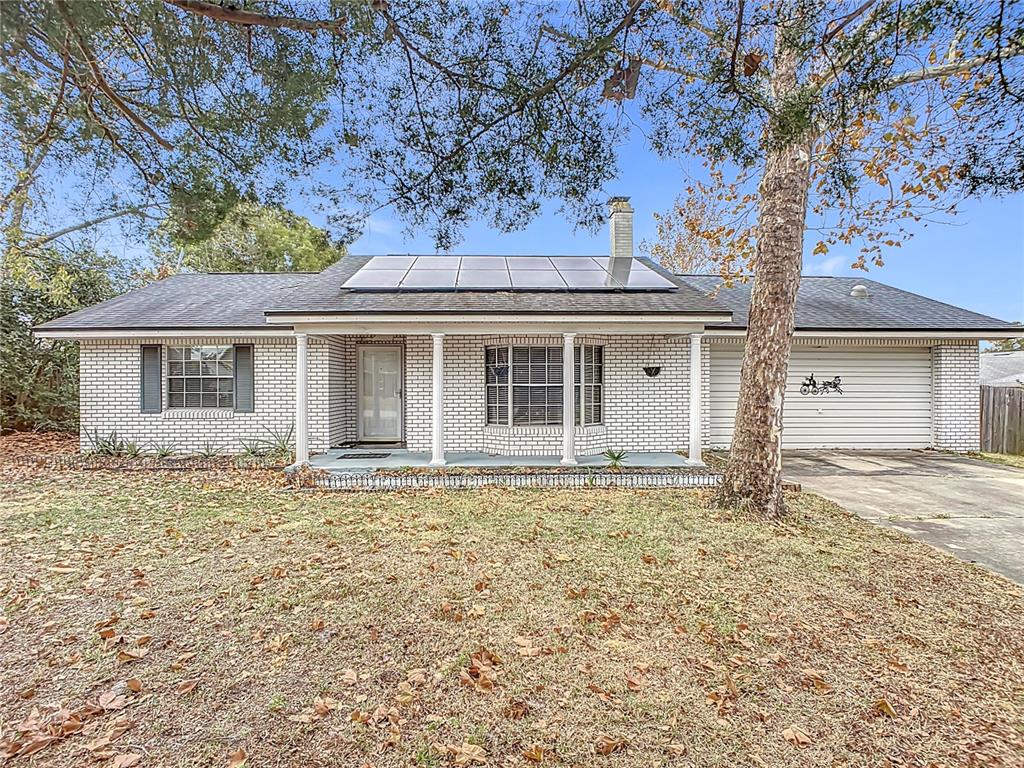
[677,275,1019,333]
[264,255,726,316]
[34,272,314,331]
[980,351,1024,386]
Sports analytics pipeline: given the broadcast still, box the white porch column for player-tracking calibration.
[561,332,577,466]
[294,332,309,465]
[429,333,446,466]
[688,331,704,465]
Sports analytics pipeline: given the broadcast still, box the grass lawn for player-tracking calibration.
[970,451,1024,471]
[1,453,1022,766]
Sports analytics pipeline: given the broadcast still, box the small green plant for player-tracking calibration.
[239,438,268,458]
[150,442,176,458]
[603,448,627,470]
[196,441,224,458]
[262,424,294,460]
[268,694,286,711]
[87,430,128,456]
[123,440,143,458]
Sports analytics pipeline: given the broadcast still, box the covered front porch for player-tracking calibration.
[282,314,713,470]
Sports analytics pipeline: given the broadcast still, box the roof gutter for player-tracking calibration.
[33,327,295,340]
[263,312,732,325]
[706,328,1023,339]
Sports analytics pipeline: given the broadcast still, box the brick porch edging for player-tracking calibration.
[311,470,722,491]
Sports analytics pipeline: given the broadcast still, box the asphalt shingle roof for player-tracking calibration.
[34,259,1019,334]
[34,272,314,331]
[676,275,1018,332]
[265,256,728,316]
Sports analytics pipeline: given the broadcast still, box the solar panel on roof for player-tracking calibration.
[340,255,676,291]
[510,270,566,289]
[457,269,511,288]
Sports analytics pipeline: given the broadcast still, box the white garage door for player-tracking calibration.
[709,345,933,449]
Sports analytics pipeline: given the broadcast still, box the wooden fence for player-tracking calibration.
[980,385,1024,455]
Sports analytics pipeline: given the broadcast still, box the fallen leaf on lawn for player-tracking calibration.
[874,698,898,718]
[341,668,358,686]
[116,647,148,663]
[461,648,502,692]
[782,726,811,748]
[228,747,247,768]
[665,742,687,756]
[313,696,338,716]
[126,678,143,693]
[595,734,627,755]
[98,690,128,710]
[176,679,198,696]
[522,744,546,763]
[503,699,529,719]
[626,670,647,691]
[448,742,487,766]
[0,616,9,634]
[111,754,142,768]
[800,668,833,694]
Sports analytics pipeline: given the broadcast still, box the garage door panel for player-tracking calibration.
[709,345,932,449]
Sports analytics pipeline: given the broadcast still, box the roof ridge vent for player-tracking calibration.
[850,284,869,298]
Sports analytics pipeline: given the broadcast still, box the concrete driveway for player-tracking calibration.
[784,451,1024,584]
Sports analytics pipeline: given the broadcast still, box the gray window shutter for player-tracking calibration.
[234,344,254,413]
[140,345,162,413]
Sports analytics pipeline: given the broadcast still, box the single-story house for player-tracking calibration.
[34,198,1021,466]
[980,350,1024,388]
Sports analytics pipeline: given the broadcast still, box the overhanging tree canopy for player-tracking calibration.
[3,0,1021,514]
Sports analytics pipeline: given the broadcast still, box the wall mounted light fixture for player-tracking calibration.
[643,366,661,378]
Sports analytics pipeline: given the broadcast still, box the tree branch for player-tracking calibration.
[539,22,707,80]
[822,1,877,46]
[162,0,348,34]
[377,0,647,213]
[19,204,164,252]
[53,0,173,151]
[881,40,1024,89]
[725,0,746,92]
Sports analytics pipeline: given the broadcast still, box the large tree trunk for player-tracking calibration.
[717,40,813,519]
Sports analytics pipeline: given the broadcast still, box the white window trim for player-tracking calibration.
[484,343,604,428]
[166,344,236,410]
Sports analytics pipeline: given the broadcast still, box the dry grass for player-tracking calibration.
[971,451,1024,470]
[1,440,1022,767]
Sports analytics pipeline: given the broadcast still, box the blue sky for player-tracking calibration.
[344,134,1024,325]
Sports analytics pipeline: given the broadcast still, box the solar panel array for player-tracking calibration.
[342,255,676,291]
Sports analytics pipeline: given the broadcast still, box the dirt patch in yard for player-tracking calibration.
[0,452,1021,767]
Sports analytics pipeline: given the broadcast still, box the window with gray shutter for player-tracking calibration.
[233,344,254,413]
[140,345,162,413]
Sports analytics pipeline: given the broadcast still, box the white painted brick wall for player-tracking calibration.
[78,333,705,457]
[931,342,980,451]
[78,336,330,454]
[402,334,697,456]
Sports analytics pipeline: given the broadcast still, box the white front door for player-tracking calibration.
[358,345,403,441]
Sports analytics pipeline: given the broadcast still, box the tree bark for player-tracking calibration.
[717,37,812,519]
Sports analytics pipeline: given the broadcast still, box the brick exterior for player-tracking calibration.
[931,342,981,451]
[78,336,330,454]
[76,333,982,457]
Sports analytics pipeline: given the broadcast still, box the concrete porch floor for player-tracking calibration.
[311,447,697,472]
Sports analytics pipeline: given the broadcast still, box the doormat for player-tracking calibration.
[336,452,391,459]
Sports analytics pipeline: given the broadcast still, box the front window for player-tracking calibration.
[485,344,603,427]
[167,346,234,408]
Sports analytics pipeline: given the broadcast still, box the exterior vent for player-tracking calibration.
[850,284,869,298]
